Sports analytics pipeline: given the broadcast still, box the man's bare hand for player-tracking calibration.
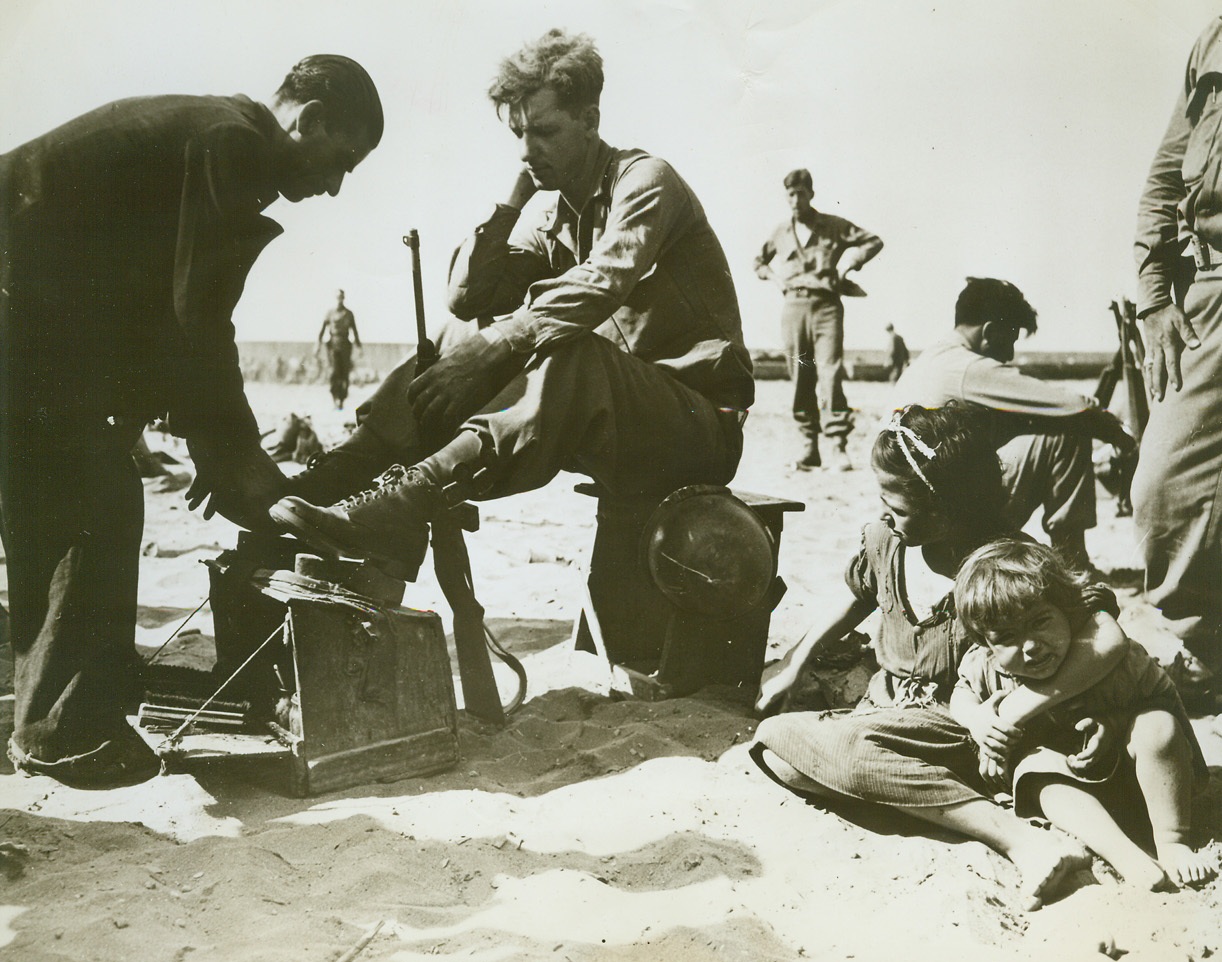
[1141,303,1201,401]
[407,333,515,437]
[186,438,287,533]
[1093,410,1138,456]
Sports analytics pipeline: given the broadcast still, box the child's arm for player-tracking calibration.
[995,612,1128,726]
[950,677,1022,785]
[755,594,876,714]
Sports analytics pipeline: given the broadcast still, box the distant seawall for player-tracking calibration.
[237,342,1115,383]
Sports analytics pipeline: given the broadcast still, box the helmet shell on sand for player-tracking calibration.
[640,485,776,620]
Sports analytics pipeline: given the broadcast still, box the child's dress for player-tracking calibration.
[956,636,1207,818]
[754,520,993,808]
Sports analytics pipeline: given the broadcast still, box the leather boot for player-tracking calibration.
[282,424,401,507]
[795,437,821,471]
[1050,528,1099,580]
[270,464,445,581]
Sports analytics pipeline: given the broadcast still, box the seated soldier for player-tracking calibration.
[890,277,1136,575]
[269,29,754,576]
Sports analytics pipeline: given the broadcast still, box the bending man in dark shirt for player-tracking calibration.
[271,29,753,581]
[0,55,383,787]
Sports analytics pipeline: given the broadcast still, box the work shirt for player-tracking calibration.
[753,209,882,296]
[0,94,287,445]
[446,141,754,411]
[1135,16,1222,317]
[890,337,1096,445]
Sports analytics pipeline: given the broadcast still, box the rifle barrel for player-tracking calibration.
[404,230,437,369]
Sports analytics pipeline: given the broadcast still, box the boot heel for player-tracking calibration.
[371,556,421,584]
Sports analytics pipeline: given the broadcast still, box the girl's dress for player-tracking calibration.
[957,637,1208,818]
[754,520,992,808]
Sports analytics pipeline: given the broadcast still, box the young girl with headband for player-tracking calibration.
[753,403,1126,910]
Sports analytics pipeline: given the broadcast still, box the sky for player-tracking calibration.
[1,0,1217,353]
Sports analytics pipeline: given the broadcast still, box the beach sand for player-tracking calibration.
[1,376,1219,962]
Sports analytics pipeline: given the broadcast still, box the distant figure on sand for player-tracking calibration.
[754,168,883,472]
[752,404,1121,911]
[953,539,1214,890]
[318,288,362,409]
[884,322,909,383]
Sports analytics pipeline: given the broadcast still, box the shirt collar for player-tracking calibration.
[542,140,615,235]
[793,206,819,228]
[238,96,292,210]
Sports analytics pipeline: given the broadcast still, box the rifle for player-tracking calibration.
[400,229,524,725]
[1093,298,1148,516]
[403,230,437,373]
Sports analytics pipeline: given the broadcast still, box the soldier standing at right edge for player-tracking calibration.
[1132,15,1222,692]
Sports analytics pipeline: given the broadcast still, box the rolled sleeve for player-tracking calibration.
[837,221,884,272]
[961,356,1095,416]
[753,234,777,278]
[844,531,879,604]
[446,204,551,323]
[1135,84,1191,317]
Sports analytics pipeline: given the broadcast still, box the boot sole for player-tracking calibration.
[268,502,348,559]
[268,502,420,582]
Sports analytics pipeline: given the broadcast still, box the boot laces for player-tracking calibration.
[337,463,408,511]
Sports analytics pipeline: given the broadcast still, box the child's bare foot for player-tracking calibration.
[1156,842,1219,887]
[1114,853,1175,893]
[1011,831,1092,910]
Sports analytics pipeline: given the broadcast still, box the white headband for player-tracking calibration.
[884,408,938,493]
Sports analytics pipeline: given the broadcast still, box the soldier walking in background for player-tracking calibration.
[885,323,909,383]
[318,288,362,409]
[754,168,882,472]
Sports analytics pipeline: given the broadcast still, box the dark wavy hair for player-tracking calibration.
[783,168,813,190]
[955,538,1093,640]
[954,277,1038,334]
[488,29,604,117]
[275,54,384,147]
[871,402,1008,540]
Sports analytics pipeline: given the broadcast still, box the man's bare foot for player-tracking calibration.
[1157,841,1219,887]
[1011,830,1092,910]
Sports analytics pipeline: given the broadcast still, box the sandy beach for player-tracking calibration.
[1,375,1219,962]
